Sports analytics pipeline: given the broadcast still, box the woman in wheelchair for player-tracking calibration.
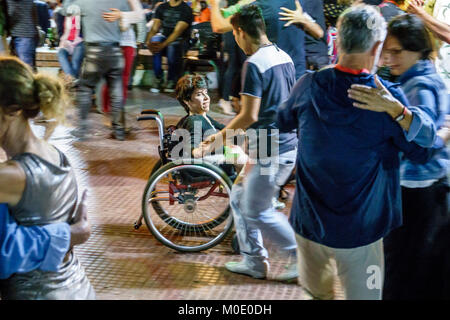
[137,74,244,252]
[174,74,247,173]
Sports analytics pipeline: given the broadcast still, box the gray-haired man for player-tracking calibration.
[277,4,435,299]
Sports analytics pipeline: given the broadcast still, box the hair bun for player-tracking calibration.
[33,73,66,121]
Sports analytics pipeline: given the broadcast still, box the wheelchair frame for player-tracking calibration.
[133,109,234,252]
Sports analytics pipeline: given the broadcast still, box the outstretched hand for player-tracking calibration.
[192,133,221,158]
[279,0,307,27]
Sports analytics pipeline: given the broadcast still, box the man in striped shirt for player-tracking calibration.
[5,0,39,68]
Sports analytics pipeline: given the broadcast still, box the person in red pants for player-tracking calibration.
[102,27,138,115]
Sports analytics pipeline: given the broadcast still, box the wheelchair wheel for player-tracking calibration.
[142,160,234,252]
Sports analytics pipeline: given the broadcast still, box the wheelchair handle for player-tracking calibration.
[141,109,165,127]
[137,115,165,151]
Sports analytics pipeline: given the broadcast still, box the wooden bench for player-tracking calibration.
[36,47,60,68]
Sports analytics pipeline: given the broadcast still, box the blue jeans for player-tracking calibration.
[151,34,185,82]
[230,149,298,270]
[58,42,85,78]
[12,37,36,68]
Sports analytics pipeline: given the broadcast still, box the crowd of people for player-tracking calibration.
[0,0,449,300]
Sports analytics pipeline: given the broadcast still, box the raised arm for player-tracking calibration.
[279,0,324,39]
[210,0,233,33]
[408,0,450,44]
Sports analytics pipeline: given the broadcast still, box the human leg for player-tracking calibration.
[243,152,298,257]
[227,178,269,279]
[150,35,165,84]
[75,46,104,139]
[121,46,136,104]
[165,40,184,87]
[295,233,336,300]
[102,83,111,113]
[13,37,36,68]
[334,239,384,300]
[104,47,125,139]
[57,48,76,77]
[71,42,85,78]
[384,180,450,299]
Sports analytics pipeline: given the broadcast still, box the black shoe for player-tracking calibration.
[70,128,88,141]
[111,130,125,141]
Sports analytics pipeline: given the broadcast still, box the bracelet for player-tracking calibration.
[394,105,407,122]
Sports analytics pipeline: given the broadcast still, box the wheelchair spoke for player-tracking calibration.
[143,162,234,251]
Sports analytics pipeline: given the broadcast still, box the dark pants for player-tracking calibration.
[383,178,450,300]
[151,35,185,82]
[77,44,124,134]
[222,32,246,101]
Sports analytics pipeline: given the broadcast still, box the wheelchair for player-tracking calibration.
[134,109,236,252]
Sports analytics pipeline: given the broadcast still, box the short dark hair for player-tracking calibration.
[230,4,266,40]
[388,14,433,60]
[175,74,208,114]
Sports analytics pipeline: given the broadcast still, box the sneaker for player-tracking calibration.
[272,197,286,210]
[150,77,163,93]
[219,99,236,116]
[225,259,269,279]
[163,80,175,93]
[274,263,298,282]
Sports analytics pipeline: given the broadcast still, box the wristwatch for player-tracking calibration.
[394,106,407,122]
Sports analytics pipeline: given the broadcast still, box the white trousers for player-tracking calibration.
[295,233,384,300]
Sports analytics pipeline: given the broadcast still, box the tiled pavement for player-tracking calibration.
[24,88,344,300]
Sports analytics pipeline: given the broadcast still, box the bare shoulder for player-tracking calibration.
[0,160,26,205]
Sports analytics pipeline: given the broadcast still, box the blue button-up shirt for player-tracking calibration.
[0,204,70,279]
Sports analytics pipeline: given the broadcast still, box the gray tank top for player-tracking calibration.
[10,148,78,225]
[0,147,95,300]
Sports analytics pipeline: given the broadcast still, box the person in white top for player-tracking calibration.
[57,8,84,84]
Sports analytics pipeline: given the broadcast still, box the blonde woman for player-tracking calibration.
[0,57,95,300]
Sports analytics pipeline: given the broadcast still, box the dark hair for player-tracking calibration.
[0,56,66,121]
[230,4,266,40]
[388,14,433,60]
[175,74,208,114]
